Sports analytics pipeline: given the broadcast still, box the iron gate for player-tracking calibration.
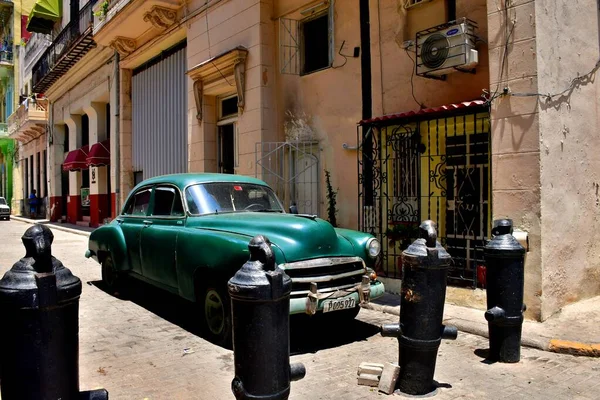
[358,109,491,286]
[256,141,321,216]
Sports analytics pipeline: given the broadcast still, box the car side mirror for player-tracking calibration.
[289,202,298,214]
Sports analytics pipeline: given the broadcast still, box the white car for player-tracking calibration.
[0,197,10,220]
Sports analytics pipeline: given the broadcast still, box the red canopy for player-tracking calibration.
[62,145,89,171]
[86,139,110,167]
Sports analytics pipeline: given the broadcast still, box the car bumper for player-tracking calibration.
[289,280,385,315]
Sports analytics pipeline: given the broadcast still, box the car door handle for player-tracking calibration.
[143,220,153,226]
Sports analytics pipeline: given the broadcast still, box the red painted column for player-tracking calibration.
[67,195,81,224]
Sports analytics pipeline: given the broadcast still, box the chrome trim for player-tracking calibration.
[291,282,359,296]
[290,269,365,284]
[279,256,365,270]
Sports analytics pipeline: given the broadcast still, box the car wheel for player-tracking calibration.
[101,255,123,294]
[201,284,232,347]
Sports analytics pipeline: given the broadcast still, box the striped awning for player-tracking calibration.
[26,0,62,34]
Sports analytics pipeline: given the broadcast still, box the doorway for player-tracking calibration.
[218,124,235,174]
[217,94,238,175]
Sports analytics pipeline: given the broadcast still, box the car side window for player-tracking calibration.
[152,186,185,217]
[123,188,152,216]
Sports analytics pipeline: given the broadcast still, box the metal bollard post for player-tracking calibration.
[228,235,306,400]
[484,219,527,363]
[380,220,457,396]
[0,224,108,400]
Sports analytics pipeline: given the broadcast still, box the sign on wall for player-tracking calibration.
[81,187,90,207]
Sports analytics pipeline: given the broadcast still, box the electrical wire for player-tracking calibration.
[331,40,348,69]
[404,49,425,109]
[204,0,234,86]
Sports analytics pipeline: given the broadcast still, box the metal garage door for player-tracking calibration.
[132,43,187,181]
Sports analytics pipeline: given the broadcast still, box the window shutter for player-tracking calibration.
[279,17,300,75]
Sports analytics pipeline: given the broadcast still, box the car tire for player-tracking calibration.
[200,283,232,347]
[101,254,124,294]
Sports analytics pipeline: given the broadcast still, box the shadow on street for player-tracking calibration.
[89,278,380,355]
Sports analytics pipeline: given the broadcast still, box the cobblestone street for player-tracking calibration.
[1,220,600,399]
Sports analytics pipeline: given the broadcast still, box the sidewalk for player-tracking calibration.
[10,215,94,237]
[364,292,600,357]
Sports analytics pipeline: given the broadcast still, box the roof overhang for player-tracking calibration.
[358,100,488,126]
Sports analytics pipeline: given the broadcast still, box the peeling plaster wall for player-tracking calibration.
[274,0,364,228]
[534,0,600,319]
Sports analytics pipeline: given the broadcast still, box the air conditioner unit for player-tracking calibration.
[416,20,479,77]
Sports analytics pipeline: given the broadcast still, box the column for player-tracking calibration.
[85,102,108,227]
[119,69,133,212]
[65,115,82,224]
[110,62,118,218]
[49,125,65,222]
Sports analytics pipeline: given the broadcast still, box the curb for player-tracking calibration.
[10,216,92,238]
[362,302,600,357]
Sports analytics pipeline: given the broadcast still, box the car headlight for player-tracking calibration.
[366,238,381,258]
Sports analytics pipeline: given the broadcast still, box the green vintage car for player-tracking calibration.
[86,173,384,344]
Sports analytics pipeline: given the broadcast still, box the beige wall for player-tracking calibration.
[487,0,542,320]
[274,0,363,226]
[534,0,600,319]
[186,0,275,177]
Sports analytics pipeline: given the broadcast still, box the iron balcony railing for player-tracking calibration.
[0,123,8,137]
[31,0,96,91]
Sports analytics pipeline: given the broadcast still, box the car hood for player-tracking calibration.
[188,213,356,261]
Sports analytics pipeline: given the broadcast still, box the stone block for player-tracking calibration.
[378,363,400,395]
[357,373,380,387]
[357,362,384,376]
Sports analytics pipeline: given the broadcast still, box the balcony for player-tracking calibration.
[0,123,8,138]
[92,0,182,58]
[7,99,48,143]
[0,49,12,65]
[31,1,97,94]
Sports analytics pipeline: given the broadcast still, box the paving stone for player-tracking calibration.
[1,220,600,400]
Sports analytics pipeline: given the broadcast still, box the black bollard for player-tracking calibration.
[228,235,305,400]
[0,224,108,400]
[381,220,457,396]
[484,219,527,363]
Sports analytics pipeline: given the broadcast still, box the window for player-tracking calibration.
[152,186,184,217]
[219,95,238,119]
[123,188,152,216]
[301,12,331,74]
[185,183,284,215]
[134,171,144,186]
[279,5,334,76]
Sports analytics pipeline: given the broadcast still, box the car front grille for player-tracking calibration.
[279,257,366,297]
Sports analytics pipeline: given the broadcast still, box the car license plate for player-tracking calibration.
[322,296,356,313]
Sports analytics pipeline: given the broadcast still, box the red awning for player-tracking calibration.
[62,145,89,171]
[86,139,110,167]
[358,100,487,125]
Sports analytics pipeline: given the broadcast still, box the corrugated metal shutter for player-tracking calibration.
[132,46,187,180]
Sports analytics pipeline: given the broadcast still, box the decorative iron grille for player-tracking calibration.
[256,141,321,216]
[358,108,491,287]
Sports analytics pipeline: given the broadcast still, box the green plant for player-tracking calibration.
[325,170,338,227]
[93,0,109,20]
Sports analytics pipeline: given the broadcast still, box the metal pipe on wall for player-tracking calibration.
[114,51,120,214]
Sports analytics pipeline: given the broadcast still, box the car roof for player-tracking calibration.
[134,173,270,191]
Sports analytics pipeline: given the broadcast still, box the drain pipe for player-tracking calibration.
[114,51,121,214]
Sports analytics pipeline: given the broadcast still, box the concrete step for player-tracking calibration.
[76,220,90,227]
[82,216,91,222]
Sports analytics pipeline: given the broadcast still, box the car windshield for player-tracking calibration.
[185,183,284,215]
[0,198,6,205]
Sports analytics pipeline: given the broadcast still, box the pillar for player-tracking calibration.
[49,124,65,222]
[65,115,82,224]
[119,69,133,212]
[85,102,108,227]
[110,62,118,218]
